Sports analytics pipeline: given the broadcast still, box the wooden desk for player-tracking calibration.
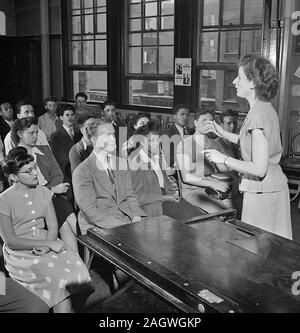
[78,214,300,313]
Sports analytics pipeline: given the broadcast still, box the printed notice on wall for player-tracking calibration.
[175,58,192,86]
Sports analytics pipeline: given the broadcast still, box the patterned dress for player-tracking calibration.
[0,185,91,308]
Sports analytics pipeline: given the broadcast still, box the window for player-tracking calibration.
[0,11,6,35]
[68,0,107,102]
[126,0,175,108]
[198,0,265,113]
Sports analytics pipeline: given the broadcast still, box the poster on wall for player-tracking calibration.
[175,58,192,86]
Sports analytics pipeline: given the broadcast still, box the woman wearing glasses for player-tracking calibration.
[0,148,92,312]
[10,117,78,251]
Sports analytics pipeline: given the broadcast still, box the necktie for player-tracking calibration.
[69,127,74,139]
[107,156,117,196]
[183,127,188,136]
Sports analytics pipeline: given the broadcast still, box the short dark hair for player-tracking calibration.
[76,113,98,128]
[1,147,34,176]
[11,117,39,145]
[15,99,33,115]
[173,104,189,115]
[134,120,160,137]
[238,55,279,102]
[56,103,75,117]
[102,100,116,109]
[194,110,214,121]
[220,109,238,123]
[133,112,151,127]
[44,97,58,105]
[75,92,88,101]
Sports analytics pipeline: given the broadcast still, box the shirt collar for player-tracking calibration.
[31,146,45,156]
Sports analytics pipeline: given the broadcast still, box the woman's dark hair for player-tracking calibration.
[1,147,33,176]
[238,55,279,102]
[133,112,151,128]
[11,117,39,146]
[134,120,160,137]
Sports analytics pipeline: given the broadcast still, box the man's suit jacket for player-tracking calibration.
[34,145,64,189]
[73,153,146,234]
[164,124,195,167]
[50,127,82,182]
[0,117,11,143]
[69,138,93,174]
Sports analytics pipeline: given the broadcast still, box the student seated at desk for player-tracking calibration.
[177,110,241,215]
[73,122,146,235]
[128,121,204,220]
[0,149,92,312]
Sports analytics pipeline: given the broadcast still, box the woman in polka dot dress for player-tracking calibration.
[0,148,92,312]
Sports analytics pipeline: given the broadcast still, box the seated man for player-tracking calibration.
[38,97,60,142]
[73,122,146,235]
[164,104,195,167]
[0,102,14,144]
[128,121,205,221]
[69,114,101,174]
[4,100,49,154]
[220,109,240,159]
[50,104,82,183]
[177,110,241,215]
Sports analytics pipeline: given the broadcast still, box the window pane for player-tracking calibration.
[145,2,157,17]
[244,0,263,25]
[200,70,249,113]
[143,47,157,74]
[71,41,81,64]
[161,16,174,29]
[145,17,157,30]
[161,0,174,15]
[84,0,93,8]
[97,13,106,32]
[130,4,142,18]
[73,71,107,103]
[130,19,141,31]
[129,47,142,73]
[241,30,262,56]
[159,31,173,45]
[72,0,81,9]
[159,47,173,74]
[72,16,81,34]
[203,0,219,26]
[82,41,94,64]
[128,80,173,107]
[95,40,107,64]
[201,31,218,62]
[129,33,142,46]
[220,31,239,63]
[223,0,240,25]
[97,0,106,6]
[143,32,157,46]
[85,15,94,33]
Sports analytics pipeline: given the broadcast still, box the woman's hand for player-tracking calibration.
[51,183,70,194]
[207,121,225,138]
[32,246,50,256]
[202,149,227,165]
[48,240,66,253]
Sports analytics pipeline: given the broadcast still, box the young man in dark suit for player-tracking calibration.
[50,104,82,183]
[163,104,195,168]
[0,102,14,144]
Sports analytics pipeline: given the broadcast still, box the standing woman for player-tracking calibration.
[204,55,292,240]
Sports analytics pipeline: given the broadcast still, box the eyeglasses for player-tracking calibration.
[18,165,38,175]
